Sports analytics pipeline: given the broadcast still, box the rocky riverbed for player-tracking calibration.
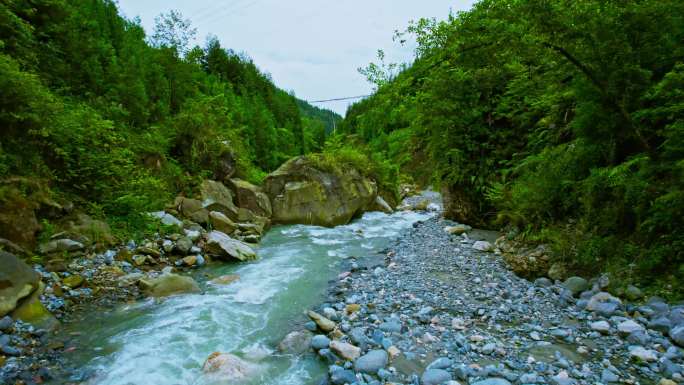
[304,216,684,385]
[2,188,683,385]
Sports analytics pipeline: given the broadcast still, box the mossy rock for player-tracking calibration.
[228,178,272,218]
[0,251,40,317]
[263,156,377,227]
[62,274,84,289]
[11,282,58,329]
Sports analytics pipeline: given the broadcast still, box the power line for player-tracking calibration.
[200,0,262,27]
[308,95,371,103]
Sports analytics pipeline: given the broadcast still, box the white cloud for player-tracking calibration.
[117,0,476,114]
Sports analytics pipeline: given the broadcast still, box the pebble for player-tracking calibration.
[618,319,644,335]
[421,369,452,385]
[471,379,512,385]
[590,320,611,334]
[330,340,361,361]
[0,316,13,331]
[312,335,331,350]
[354,350,388,374]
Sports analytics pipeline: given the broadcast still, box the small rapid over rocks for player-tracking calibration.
[58,201,435,384]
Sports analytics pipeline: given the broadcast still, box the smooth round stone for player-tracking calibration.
[330,367,356,385]
[0,316,13,331]
[312,335,331,350]
[563,276,589,296]
[304,321,318,332]
[421,369,452,385]
[379,320,402,333]
[354,349,388,374]
[618,319,644,335]
[601,368,619,383]
[471,378,512,385]
[427,357,452,370]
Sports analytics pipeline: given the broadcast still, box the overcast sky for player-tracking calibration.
[117,0,476,115]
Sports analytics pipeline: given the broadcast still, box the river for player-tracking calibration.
[59,207,434,385]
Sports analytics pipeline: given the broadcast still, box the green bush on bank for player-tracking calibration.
[340,0,684,298]
[0,0,339,244]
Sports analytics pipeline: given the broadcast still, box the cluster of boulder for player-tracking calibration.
[0,157,400,382]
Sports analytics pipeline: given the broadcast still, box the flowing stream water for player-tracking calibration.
[60,208,434,385]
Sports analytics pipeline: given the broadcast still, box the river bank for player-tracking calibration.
[0,200,433,385]
[2,190,683,385]
[306,216,684,385]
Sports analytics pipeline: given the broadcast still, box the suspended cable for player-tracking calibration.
[308,95,371,103]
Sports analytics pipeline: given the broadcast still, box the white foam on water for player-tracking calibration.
[70,207,436,385]
[310,237,344,245]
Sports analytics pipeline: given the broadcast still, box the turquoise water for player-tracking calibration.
[62,209,433,385]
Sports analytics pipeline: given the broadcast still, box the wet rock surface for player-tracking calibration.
[307,215,684,385]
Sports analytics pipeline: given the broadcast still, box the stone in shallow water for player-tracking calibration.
[211,274,240,285]
[205,231,257,261]
[278,330,312,355]
[140,273,200,298]
[202,352,258,381]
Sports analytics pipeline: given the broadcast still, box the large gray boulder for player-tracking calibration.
[200,180,239,220]
[228,178,272,218]
[0,251,40,317]
[205,231,257,261]
[263,156,377,227]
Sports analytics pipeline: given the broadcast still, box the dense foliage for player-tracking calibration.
[341,0,684,297]
[0,0,338,235]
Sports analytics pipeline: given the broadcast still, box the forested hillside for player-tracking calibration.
[0,0,338,238]
[340,0,684,296]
